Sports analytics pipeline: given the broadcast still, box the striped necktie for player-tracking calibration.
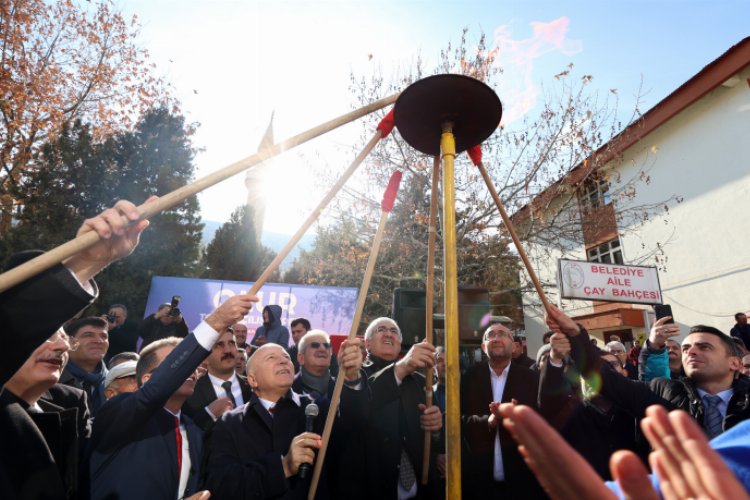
[703,394,723,439]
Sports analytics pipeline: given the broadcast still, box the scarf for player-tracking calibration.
[65,360,108,413]
[299,367,331,400]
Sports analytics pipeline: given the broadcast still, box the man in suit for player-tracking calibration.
[183,327,253,431]
[361,317,444,500]
[201,340,367,499]
[90,293,257,500]
[0,199,150,500]
[288,317,311,373]
[461,322,543,499]
[291,330,335,401]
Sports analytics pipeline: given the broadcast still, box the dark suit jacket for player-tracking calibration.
[0,384,90,500]
[201,386,368,499]
[90,333,209,500]
[362,364,443,500]
[0,253,95,500]
[460,361,543,498]
[183,373,253,431]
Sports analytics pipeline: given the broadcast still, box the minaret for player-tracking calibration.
[245,113,274,239]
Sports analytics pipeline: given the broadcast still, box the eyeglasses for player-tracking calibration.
[46,331,79,351]
[376,326,399,335]
[485,330,512,341]
[609,349,625,354]
[309,342,331,350]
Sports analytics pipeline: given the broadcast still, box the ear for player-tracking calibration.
[104,387,115,400]
[728,356,742,372]
[246,372,258,389]
[140,373,152,385]
[481,342,488,355]
[297,352,305,366]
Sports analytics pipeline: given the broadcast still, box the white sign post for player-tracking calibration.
[558,259,663,305]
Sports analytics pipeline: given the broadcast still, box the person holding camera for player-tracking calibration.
[137,299,189,351]
[104,303,140,363]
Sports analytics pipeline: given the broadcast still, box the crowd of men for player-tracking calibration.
[2,201,750,500]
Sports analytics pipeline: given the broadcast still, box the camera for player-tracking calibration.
[106,312,118,324]
[169,295,182,317]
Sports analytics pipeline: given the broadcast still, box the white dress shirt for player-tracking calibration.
[489,362,510,481]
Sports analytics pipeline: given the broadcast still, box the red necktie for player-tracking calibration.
[174,416,182,478]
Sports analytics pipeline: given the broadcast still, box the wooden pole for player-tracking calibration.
[440,122,461,500]
[307,171,402,500]
[0,93,398,294]
[246,130,383,295]
[475,161,552,314]
[421,156,440,484]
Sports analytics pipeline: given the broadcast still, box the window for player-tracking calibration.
[580,179,612,212]
[587,238,624,264]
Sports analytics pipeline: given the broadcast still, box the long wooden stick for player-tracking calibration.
[0,93,398,293]
[247,129,383,295]
[475,161,552,314]
[421,156,440,484]
[307,172,402,500]
[441,123,462,500]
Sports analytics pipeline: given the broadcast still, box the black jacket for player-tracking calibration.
[105,320,140,362]
[183,373,253,431]
[0,384,91,500]
[460,361,544,498]
[538,361,649,480]
[137,313,189,350]
[0,253,96,500]
[201,386,368,499]
[570,329,750,434]
[362,364,443,500]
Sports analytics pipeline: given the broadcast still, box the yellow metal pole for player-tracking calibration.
[440,122,461,500]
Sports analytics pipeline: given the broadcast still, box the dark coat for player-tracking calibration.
[251,305,290,347]
[538,361,649,480]
[105,320,140,363]
[90,333,209,500]
[137,313,189,350]
[0,253,96,500]
[201,386,368,500]
[570,329,750,434]
[0,384,91,500]
[183,372,253,431]
[460,361,544,498]
[362,364,443,500]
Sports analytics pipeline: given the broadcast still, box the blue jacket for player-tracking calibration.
[90,333,209,499]
[638,339,670,382]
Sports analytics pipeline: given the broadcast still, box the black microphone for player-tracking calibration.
[298,402,319,479]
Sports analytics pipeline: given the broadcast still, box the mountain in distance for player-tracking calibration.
[200,220,315,271]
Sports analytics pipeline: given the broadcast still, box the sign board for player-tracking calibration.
[144,276,358,345]
[558,259,662,305]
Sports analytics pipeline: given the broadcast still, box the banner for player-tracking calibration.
[143,276,358,343]
[558,259,662,305]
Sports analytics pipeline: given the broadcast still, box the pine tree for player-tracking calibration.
[202,204,278,282]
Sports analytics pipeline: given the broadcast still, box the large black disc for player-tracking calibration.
[393,74,502,156]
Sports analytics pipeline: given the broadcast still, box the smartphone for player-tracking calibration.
[653,304,674,324]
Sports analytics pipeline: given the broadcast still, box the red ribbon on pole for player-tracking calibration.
[376,108,396,138]
[467,144,483,166]
[381,170,403,212]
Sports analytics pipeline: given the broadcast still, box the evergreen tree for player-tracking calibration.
[2,107,204,318]
[202,204,278,282]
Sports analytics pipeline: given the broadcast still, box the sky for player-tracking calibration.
[120,0,749,235]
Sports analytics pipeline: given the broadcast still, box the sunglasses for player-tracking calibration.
[309,342,331,350]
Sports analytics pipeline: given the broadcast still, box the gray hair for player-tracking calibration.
[298,330,331,354]
[605,341,626,353]
[364,317,402,342]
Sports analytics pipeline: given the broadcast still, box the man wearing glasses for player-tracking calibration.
[0,199,151,500]
[292,330,336,400]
